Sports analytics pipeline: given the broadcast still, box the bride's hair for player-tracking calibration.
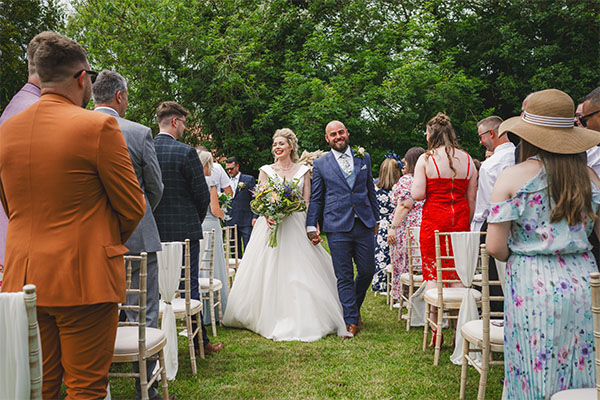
[272,128,299,162]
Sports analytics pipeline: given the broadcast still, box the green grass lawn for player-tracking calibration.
[108,292,504,399]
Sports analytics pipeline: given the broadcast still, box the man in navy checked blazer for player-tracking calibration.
[153,101,224,355]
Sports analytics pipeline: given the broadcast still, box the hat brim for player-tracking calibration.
[500,116,600,154]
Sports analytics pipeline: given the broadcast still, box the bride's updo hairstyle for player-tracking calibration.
[425,112,463,177]
[272,128,299,162]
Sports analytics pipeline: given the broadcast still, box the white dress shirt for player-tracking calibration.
[212,162,232,193]
[587,146,600,177]
[471,142,515,232]
[230,172,241,197]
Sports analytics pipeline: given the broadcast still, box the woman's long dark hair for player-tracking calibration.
[520,139,596,225]
[425,113,462,177]
[404,146,426,175]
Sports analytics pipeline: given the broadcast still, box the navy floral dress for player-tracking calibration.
[372,187,395,292]
[488,166,598,399]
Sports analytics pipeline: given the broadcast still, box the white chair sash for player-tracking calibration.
[449,231,482,365]
[157,242,183,380]
[0,292,36,399]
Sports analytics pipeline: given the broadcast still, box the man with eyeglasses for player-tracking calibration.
[471,116,514,313]
[152,101,224,357]
[0,32,145,399]
[225,156,257,254]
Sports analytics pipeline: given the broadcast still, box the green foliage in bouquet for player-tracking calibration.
[251,177,306,247]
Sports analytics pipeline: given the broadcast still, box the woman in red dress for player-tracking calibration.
[412,113,477,344]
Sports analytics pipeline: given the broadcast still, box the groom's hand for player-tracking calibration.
[307,231,322,245]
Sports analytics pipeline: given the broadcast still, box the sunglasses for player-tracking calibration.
[73,69,98,84]
[579,110,600,127]
[225,167,236,172]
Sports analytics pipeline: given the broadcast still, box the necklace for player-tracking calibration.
[275,162,295,172]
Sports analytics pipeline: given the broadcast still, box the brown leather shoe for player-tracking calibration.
[345,324,359,337]
[204,342,224,355]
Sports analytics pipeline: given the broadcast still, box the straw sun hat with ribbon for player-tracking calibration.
[499,89,600,154]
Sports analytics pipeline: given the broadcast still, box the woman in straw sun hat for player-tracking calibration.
[486,89,600,399]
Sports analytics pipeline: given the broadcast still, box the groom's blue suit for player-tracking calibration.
[307,149,380,325]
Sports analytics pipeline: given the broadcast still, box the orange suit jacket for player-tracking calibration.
[0,94,145,306]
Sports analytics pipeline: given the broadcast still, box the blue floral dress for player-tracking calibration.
[372,187,395,292]
[488,166,598,399]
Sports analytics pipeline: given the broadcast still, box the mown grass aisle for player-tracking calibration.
[109,292,503,399]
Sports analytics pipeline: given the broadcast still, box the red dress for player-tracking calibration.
[419,156,471,281]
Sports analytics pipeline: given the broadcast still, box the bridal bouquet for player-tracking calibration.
[251,177,306,247]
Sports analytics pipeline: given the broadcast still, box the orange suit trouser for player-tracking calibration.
[37,302,118,400]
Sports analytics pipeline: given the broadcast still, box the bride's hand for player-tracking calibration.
[265,216,276,229]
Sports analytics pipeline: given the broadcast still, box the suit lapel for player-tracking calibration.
[326,151,350,188]
[351,150,362,189]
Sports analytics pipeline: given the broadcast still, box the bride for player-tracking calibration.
[223,128,349,341]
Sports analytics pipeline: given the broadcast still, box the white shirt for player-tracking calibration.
[212,162,232,193]
[230,172,241,197]
[587,146,600,177]
[156,132,176,140]
[331,147,354,175]
[471,142,515,232]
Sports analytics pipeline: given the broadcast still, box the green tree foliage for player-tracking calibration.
[0,0,64,111]
[65,0,599,171]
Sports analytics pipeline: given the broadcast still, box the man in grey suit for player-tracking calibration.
[92,70,165,400]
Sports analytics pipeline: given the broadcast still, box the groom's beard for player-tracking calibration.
[330,139,349,153]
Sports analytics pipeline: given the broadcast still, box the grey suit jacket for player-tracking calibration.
[95,107,163,253]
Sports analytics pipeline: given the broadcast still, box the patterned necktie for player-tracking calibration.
[340,153,352,175]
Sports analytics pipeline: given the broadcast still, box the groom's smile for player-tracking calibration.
[325,120,350,152]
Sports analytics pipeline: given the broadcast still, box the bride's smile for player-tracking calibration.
[272,137,292,160]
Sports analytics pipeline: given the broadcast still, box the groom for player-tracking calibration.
[306,120,380,336]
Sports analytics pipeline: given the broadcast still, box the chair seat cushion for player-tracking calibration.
[384,264,393,273]
[199,278,223,290]
[424,287,482,303]
[228,258,241,267]
[228,268,236,277]
[114,327,165,354]
[461,319,504,345]
[159,298,201,314]
[400,273,423,284]
[550,388,596,400]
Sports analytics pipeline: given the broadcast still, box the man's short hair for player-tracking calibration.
[226,156,238,165]
[584,87,600,109]
[477,115,503,133]
[27,32,55,76]
[92,70,127,105]
[33,32,87,84]
[156,101,189,124]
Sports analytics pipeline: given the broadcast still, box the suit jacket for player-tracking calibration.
[307,150,380,233]
[153,134,209,241]
[95,107,163,253]
[0,83,41,266]
[0,94,145,306]
[226,173,256,228]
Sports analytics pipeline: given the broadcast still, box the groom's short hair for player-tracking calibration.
[226,156,239,165]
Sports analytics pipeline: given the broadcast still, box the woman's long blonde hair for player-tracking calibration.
[376,158,401,190]
[521,140,596,226]
[425,113,462,177]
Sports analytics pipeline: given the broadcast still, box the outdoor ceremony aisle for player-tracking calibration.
[106,292,504,399]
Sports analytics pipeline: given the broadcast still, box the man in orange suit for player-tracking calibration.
[0,32,145,399]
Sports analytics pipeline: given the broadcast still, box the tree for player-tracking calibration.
[0,0,64,112]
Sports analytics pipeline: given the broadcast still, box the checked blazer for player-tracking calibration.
[153,133,210,241]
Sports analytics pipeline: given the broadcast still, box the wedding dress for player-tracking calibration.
[223,164,349,341]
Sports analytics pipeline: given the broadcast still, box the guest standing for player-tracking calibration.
[225,156,257,254]
[412,113,477,345]
[197,150,229,324]
[388,147,425,301]
[0,32,145,399]
[371,157,401,293]
[92,70,164,400]
[487,89,600,399]
[153,101,224,355]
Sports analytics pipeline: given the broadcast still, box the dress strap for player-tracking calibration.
[431,155,441,178]
[466,154,471,178]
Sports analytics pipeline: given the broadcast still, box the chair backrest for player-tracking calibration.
[590,272,600,394]
[121,253,148,360]
[406,226,422,280]
[200,230,216,283]
[479,244,504,347]
[223,225,239,268]
[172,240,191,310]
[0,284,42,400]
[434,230,485,293]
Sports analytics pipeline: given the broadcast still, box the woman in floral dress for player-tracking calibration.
[371,158,402,293]
[388,147,425,301]
[487,89,600,399]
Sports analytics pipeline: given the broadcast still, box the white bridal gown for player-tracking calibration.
[223,164,349,341]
